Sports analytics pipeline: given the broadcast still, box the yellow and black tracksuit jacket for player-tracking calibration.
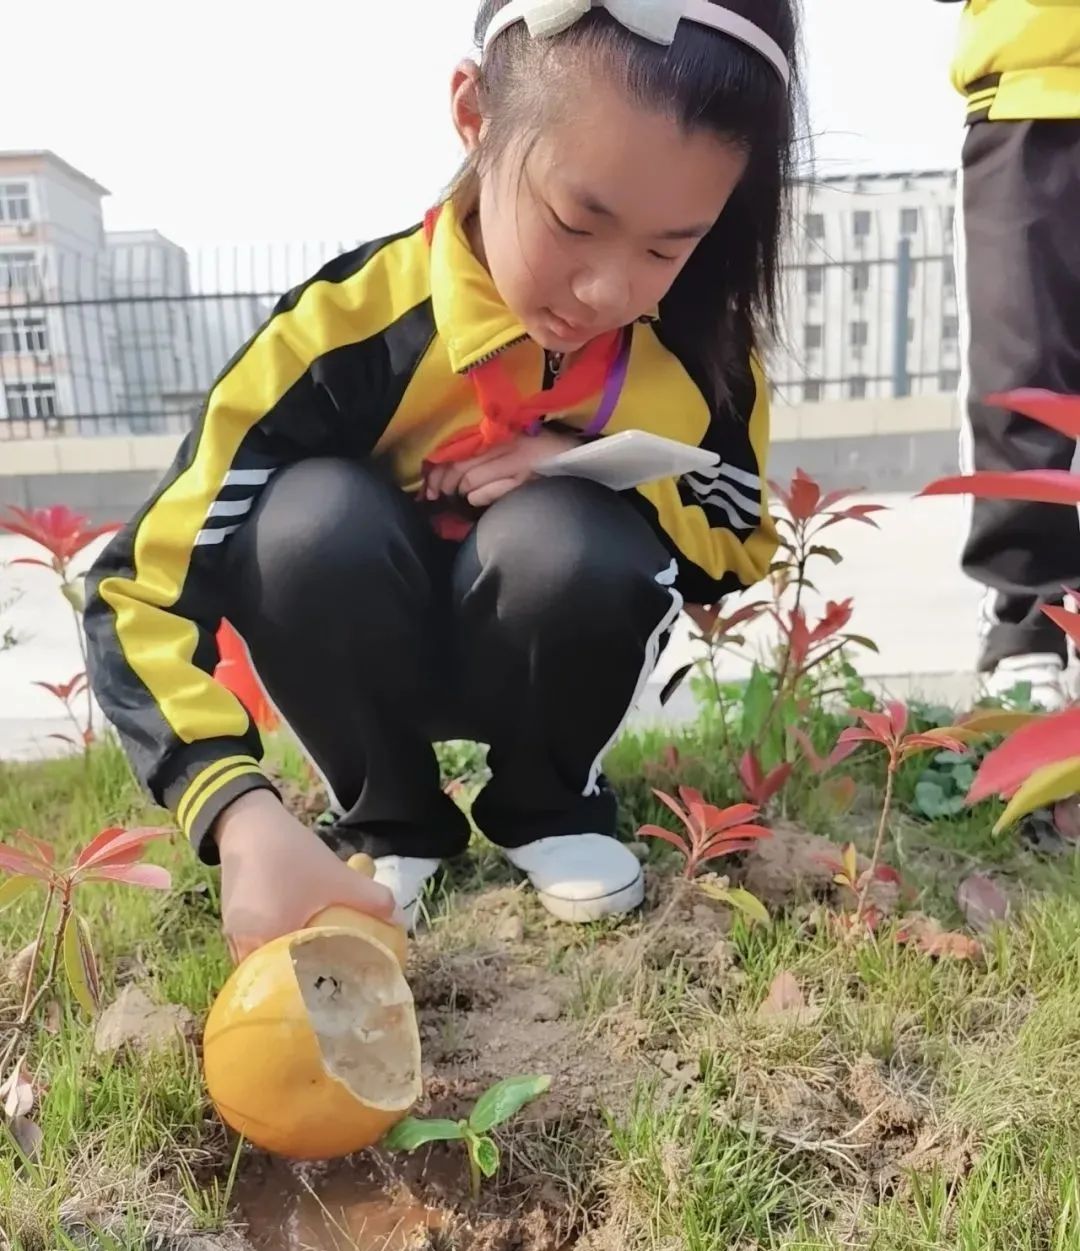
[941,0,1080,121]
[84,198,777,851]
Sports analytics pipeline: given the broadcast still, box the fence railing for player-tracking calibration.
[0,226,961,441]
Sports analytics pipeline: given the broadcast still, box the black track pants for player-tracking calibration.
[958,119,1080,670]
[220,459,682,858]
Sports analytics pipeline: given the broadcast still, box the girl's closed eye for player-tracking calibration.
[550,208,592,238]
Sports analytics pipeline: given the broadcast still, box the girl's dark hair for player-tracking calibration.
[461,0,804,408]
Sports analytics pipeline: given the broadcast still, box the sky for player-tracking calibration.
[2,0,964,250]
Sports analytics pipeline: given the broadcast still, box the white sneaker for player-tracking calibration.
[371,856,441,933]
[982,653,1068,712]
[502,835,645,923]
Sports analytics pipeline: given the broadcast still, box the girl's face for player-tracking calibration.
[452,66,748,353]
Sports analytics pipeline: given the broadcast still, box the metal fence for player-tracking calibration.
[0,214,960,441]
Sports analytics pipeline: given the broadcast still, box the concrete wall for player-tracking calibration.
[0,395,961,524]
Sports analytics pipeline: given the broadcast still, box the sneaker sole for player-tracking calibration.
[533,870,645,924]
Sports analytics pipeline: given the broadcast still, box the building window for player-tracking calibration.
[0,183,31,223]
[0,251,41,291]
[848,376,868,400]
[850,321,869,348]
[943,315,959,340]
[909,264,920,290]
[943,264,956,291]
[803,379,823,402]
[805,324,823,350]
[900,207,920,235]
[945,206,956,233]
[805,265,824,294]
[0,315,48,354]
[851,262,870,293]
[805,213,825,240]
[908,318,917,344]
[4,382,57,419]
[853,210,872,238]
[939,370,960,393]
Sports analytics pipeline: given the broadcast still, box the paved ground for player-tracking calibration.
[1,491,989,763]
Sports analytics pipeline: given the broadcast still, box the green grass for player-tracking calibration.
[3,708,1080,1250]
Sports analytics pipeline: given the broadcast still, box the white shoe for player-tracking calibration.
[502,834,645,923]
[371,856,441,933]
[982,653,1068,712]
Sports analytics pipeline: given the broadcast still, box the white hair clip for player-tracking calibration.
[484,0,790,87]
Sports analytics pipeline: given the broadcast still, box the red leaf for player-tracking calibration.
[33,672,87,703]
[0,846,54,881]
[872,865,902,885]
[81,863,172,891]
[1042,604,1080,649]
[886,701,909,738]
[0,505,120,565]
[75,826,169,872]
[854,708,895,742]
[968,707,1080,804]
[215,620,280,732]
[808,599,855,646]
[900,731,970,759]
[8,557,54,570]
[12,832,55,866]
[837,727,883,748]
[787,470,821,522]
[652,788,696,839]
[638,824,692,864]
[701,829,772,859]
[985,389,1080,440]
[921,471,1080,506]
[738,750,762,793]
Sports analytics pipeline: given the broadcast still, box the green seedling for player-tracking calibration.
[383,1074,551,1200]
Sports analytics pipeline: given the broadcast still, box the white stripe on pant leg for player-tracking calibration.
[954,143,999,646]
[583,558,684,798]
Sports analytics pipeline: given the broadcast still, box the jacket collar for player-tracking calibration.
[427,197,660,375]
[428,197,528,375]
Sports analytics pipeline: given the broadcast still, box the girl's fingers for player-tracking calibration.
[466,476,523,508]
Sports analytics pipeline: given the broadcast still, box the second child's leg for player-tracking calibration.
[959,119,1080,707]
[220,458,470,921]
[451,476,684,922]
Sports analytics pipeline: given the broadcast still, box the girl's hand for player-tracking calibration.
[214,789,401,964]
[424,429,580,508]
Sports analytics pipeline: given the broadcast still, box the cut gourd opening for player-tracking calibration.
[291,931,421,1112]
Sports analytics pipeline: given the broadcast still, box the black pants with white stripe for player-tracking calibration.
[959,119,1080,671]
[220,458,680,859]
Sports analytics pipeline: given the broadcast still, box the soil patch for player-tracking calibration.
[233,894,634,1249]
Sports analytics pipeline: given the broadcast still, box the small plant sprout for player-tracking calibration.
[0,504,121,747]
[639,787,772,925]
[0,825,171,1081]
[383,1074,551,1200]
[830,702,971,918]
[818,842,902,932]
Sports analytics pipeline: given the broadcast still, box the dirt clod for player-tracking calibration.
[93,985,196,1056]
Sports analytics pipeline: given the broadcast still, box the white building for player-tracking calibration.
[0,151,123,429]
[770,169,960,404]
[0,152,267,436]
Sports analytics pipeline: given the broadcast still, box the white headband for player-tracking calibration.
[483,0,790,87]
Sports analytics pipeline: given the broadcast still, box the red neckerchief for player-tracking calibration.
[421,205,620,537]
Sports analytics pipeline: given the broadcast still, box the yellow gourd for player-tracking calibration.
[203,854,420,1160]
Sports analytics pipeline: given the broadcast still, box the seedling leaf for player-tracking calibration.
[469,1074,551,1133]
[471,1135,500,1178]
[383,1117,464,1152]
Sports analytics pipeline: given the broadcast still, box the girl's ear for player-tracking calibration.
[451,59,484,155]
